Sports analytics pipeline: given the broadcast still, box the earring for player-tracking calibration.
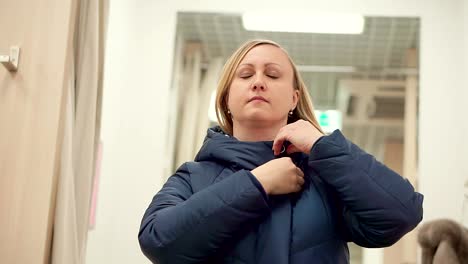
[227,109,231,115]
[289,110,293,116]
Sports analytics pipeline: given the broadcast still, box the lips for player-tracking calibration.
[248,96,269,103]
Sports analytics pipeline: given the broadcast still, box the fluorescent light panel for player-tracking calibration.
[242,12,364,34]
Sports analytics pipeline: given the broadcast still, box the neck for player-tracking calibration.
[232,119,287,141]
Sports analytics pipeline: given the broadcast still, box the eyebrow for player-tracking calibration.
[238,63,281,68]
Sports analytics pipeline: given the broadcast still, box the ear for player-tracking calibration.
[292,89,299,110]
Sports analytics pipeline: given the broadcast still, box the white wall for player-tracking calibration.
[86,0,468,263]
[418,1,466,225]
[463,0,468,196]
[85,1,174,263]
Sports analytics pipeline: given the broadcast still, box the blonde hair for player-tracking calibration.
[215,39,324,135]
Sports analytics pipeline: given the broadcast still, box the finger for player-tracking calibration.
[272,127,287,155]
[286,144,301,154]
[296,167,304,177]
[297,175,305,186]
[272,129,288,155]
[294,183,303,192]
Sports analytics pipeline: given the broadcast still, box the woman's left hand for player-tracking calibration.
[272,120,324,155]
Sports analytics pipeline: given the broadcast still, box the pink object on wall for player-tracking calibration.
[89,140,103,229]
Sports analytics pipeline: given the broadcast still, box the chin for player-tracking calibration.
[245,111,272,120]
[242,112,282,124]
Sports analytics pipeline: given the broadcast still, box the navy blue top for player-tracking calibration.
[139,127,423,263]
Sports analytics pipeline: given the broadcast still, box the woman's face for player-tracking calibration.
[227,44,298,126]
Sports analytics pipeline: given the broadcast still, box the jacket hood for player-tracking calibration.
[194,126,277,170]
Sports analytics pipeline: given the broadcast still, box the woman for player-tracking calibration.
[138,39,424,264]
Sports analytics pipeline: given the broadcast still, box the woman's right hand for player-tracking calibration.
[251,157,304,195]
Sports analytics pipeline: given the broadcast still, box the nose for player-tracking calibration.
[251,75,266,91]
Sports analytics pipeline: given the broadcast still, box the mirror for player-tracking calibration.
[168,12,420,264]
[86,9,421,264]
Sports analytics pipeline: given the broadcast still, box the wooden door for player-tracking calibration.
[0,0,76,263]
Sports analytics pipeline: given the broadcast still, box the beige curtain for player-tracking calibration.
[165,34,185,177]
[173,43,202,169]
[171,42,223,171]
[51,0,108,263]
[194,57,223,152]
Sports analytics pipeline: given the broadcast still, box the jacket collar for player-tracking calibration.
[195,126,277,170]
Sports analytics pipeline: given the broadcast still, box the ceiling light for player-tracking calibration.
[242,12,364,34]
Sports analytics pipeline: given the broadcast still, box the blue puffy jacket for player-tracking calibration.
[139,127,423,263]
